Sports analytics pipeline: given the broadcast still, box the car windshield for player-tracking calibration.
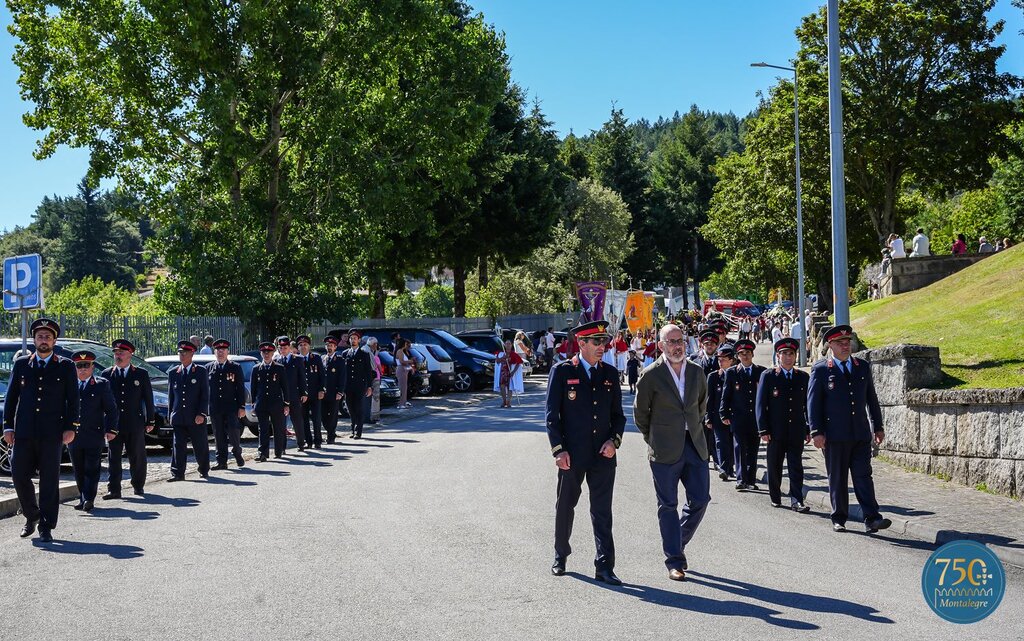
[427,345,453,362]
[434,330,469,350]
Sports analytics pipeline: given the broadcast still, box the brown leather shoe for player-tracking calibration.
[669,568,686,581]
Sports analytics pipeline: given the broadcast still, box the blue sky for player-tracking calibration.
[1,1,1022,230]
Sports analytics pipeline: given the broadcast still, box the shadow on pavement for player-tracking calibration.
[84,507,159,521]
[935,530,1022,549]
[231,467,291,477]
[267,457,331,467]
[202,476,257,487]
[569,573,818,630]
[357,437,419,444]
[687,571,894,624]
[33,539,144,559]
[125,494,200,508]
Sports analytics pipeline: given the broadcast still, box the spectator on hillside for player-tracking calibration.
[199,335,215,355]
[951,233,968,256]
[910,228,930,257]
[1001,238,1013,251]
[979,236,995,253]
[886,233,907,259]
[881,248,892,273]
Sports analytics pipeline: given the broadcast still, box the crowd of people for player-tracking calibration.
[545,314,888,584]
[3,319,380,542]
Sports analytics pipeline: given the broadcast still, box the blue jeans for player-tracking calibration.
[650,436,711,570]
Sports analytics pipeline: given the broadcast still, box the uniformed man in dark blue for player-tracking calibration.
[275,336,309,451]
[546,320,625,585]
[3,318,78,542]
[756,338,810,512]
[705,343,736,481]
[101,338,155,499]
[70,350,117,512]
[808,325,891,533]
[206,338,247,470]
[321,336,346,444]
[167,340,210,481]
[720,338,765,491]
[340,329,373,439]
[251,341,290,460]
[693,329,721,470]
[297,335,326,449]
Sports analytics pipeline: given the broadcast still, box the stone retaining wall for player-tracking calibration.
[855,344,1023,499]
[878,253,990,297]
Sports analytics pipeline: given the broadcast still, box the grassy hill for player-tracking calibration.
[850,244,1023,389]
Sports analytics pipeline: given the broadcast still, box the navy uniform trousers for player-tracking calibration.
[69,445,103,503]
[554,462,615,570]
[11,438,64,528]
[210,412,243,465]
[258,411,287,458]
[824,441,880,524]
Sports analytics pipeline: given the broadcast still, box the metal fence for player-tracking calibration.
[0,312,572,357]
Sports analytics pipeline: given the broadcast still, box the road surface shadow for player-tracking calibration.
[124,493,199,508]
[33,539,144,559]
[934,530,1021,549]
[357,437,419,444]
[202,476,257,487]
[687,571,894,624]
[569,573,817,630]
[267,457,331,467]
[84,507,159,521]
[232,467,291,477]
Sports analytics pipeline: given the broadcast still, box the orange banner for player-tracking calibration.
[624,291,646,334]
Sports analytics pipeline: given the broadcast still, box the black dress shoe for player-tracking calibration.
[771,501,783,508]
[551,562,566,576]
[314,444,322,450]
[833,523,846,532]
[133,487,145,497]
[211,463,228,471]
[258,455,267,462]
[745,483,759,491]
[236,458,245,467]
[20,519,38,538]
[73,502,84,511]
[167,476,185,482]
[735,483,746,492]
[326,439,336,445]
[718,470,729,481]
[102,491,121,500]
[83,500,94,512]
[680,553,688,570]
[200,472,209,479]
[792,502,809,513]
[274,454,283,459]
[38,529,53,543]
[866,517,892,533]
[594,569,622,586]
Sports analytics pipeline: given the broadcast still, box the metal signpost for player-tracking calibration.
[3,253,45,354]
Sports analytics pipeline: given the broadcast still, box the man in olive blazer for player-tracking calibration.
[633,324,709,582]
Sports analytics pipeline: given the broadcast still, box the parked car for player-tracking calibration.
[455,330,535,377]
[410,343,456,394]
[146,353,260,436]
[330,328,494,393]
[377,348,429,397]
[0,338,172,448]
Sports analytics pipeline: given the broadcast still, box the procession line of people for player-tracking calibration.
[545,318,890,583]
[3,320,375,542]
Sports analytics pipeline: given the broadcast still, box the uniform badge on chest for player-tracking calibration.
[134,380,140,386]
[568,389,577,401]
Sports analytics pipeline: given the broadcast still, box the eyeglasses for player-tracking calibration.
[663,338,685,346]
[75,362,93,369]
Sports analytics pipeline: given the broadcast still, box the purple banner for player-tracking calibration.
[575,281,607,322]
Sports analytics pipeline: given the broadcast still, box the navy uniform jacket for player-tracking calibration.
[277,354,308,404]
[755,367,810,442]
[74,376,118,449]
[167,363,210,427]
[303,354,325,398]
[720,363,766,435]
[251,361,288,414]
[545,358,626,468]
[3,354,79,439]
[340,347,373,394]
[705,369,727,427]
[694,352,718,378]
[206,360,246,415]
[322,352,346,398]
[807,357,883,442]
[100,364,155,431]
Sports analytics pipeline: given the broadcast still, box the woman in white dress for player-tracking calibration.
[493,339,524,407]
[601,336,617,367]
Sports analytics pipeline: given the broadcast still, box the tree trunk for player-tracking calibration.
[679,250,688,311]
[453,266,467,318]
[369,271,386,319]
[477,255,488,288]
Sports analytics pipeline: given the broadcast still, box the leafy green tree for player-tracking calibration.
[384,292,422,320]
[589,107,659,283]
[561,179,634,281]
[417,285,455,318]
[50,179,137,290]
[9,0,507,333]
[795,0,1022,242]
[44,276,133,316]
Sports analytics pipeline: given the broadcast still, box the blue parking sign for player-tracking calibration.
[3,254,44,311]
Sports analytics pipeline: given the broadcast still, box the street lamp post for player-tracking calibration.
[751,61,808,365]
[827,0,850,325]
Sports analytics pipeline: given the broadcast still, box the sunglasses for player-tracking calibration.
[580,337,606,345]
[75,362,93,369]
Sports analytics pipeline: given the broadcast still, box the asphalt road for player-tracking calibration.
[1,380,1021,640]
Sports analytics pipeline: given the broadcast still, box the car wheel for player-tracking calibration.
[0,439,11,475]
[421,379,434,396]
[453,370,474,393]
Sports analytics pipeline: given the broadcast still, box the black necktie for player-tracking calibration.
[80,381,86,391]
